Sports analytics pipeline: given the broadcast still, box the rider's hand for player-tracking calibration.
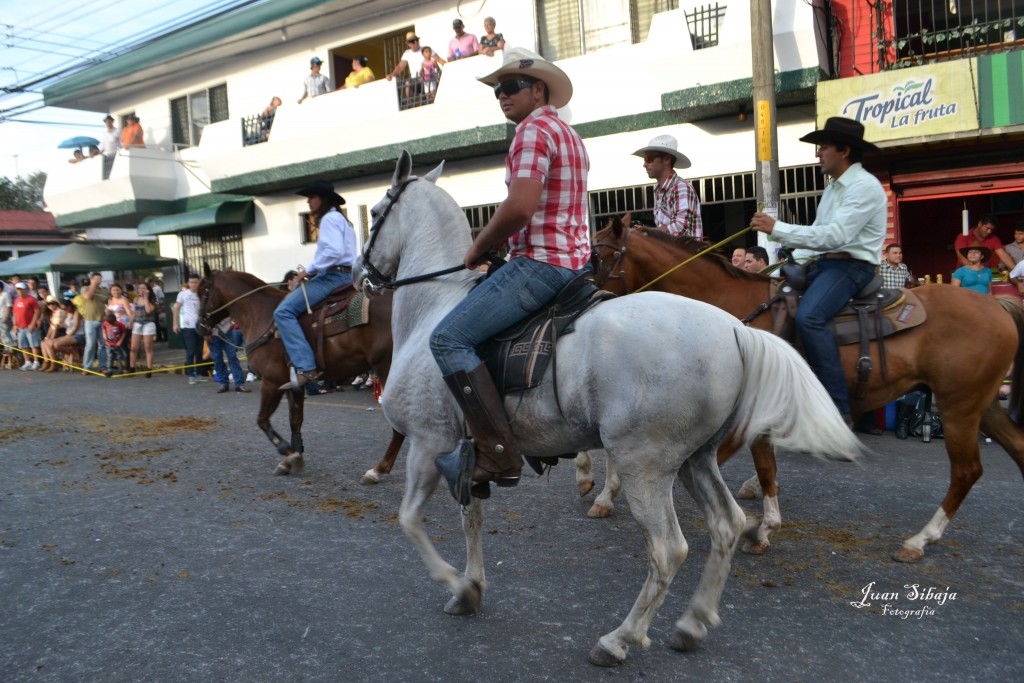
[750,212,776,234]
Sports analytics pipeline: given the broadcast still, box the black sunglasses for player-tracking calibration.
[493,78,536,99]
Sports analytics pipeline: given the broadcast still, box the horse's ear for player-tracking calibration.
[393,150,413,187]
[203,262,212,278]
[423,160,445,184]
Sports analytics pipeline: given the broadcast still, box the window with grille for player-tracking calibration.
[686,3,727,49]
[171,83,229,148]
[537,0,679,60]
[179,225,244,278]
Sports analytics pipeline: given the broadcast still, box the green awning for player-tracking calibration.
[137,199,254,236]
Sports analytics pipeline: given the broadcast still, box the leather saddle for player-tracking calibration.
[478,271,616,397]
[768,253,928,400]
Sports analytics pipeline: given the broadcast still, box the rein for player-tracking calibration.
[362,177,467,291]
[632,227,752,294]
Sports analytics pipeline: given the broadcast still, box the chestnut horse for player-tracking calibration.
[590,215,1024,562]
[198,269,403,480]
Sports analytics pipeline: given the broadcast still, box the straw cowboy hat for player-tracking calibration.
[632,134,692,170]
[800,116,879,152]
[296,179,345,206]
[477,47,573,108]
[958,244,993,261]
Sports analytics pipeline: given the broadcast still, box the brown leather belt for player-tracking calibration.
[326,265,352,272]
[821,252,852,260]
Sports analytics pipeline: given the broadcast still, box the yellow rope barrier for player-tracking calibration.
[1,341,244,378]
[632,226,753,294]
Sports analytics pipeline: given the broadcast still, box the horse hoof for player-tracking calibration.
[587,503,613,518]
[587,643,624,667]
[361,469,381,485]
[274,462,291,476]
[742,540,770,555]
[670,629,703,653]
[735,486,757,500]
[892,545,924,563]
[578,480,594,497]
[288,454,304,474]
[444,580,481,616]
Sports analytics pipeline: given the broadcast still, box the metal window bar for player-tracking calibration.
[686,3,727,50]
[890,0,1024,68]
[179,225,245,280]
[395,73,441,111]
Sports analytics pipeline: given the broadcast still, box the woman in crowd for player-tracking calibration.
[129,281,158,377]
[480,17,505,56]
[952,245,993,294]
[38,296,68,371]
[48,300,84,370]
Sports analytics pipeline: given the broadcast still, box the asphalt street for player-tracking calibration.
[1,366,1022,682]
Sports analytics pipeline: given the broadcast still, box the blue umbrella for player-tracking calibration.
[58,135,100,149]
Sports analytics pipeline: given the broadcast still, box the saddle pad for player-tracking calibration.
[478,273,615,396]
[345,291,371,329]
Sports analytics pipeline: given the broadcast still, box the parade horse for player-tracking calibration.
[197,268,404,479]
[590,215,1024,562]
[353,151,861,667]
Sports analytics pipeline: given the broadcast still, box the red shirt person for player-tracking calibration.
[955,215,1015,270]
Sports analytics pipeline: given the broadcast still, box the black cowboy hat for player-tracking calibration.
[296,179,345,206]
[958,244,993,261]
[800,116,879,152]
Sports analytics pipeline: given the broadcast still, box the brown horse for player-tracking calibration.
[198,269,403,480]
[591,215,1024,562]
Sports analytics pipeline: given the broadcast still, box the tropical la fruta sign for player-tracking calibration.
[815,61,977,143]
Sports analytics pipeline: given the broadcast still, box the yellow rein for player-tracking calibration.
[632,226,753,293]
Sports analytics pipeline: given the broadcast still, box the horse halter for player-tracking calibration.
[361,176,467,293]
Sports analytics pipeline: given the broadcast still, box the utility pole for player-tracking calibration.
[750,0,780,260]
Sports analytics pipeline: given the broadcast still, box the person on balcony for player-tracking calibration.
[338,56,375,90]
[121,115,145,148]
[99,115,120,178]
[479,17,505,56]
[298,57,330,104]
[275,180,357,392]
[387,32,426,104]
[448,18,479,61]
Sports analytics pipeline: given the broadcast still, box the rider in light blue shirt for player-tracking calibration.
[275,179,357,391]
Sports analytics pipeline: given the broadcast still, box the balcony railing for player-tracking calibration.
[395,73,441,111]
[241,112,274,147]
[893,0,1024,67]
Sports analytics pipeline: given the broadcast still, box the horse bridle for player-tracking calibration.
[361,177,469,294]
[591,227,632,291]
[196,274,280,335]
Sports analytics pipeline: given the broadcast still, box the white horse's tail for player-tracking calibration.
[731,326,862,462]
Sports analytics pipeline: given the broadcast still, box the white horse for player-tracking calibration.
[354,151,861,667]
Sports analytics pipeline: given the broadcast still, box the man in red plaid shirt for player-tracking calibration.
[432,47,590,500]
[633,134,703,238]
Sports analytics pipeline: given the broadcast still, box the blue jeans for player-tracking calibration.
[795,259,877,414]
[431,258,583,376]
[83,319,103,370]
[209,328,244,387]
[182,327,202,377]
[274,270,352,372]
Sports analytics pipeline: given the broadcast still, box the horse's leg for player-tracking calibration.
[588,457,687,667]
[575,450,594,496]
[743,438,781,555]
[588,451,622,518]
[255,381,297,475]
[362,430,406,484]
[671,451,745,653]
[980,398,1024,477]
[398,444,484,614]
[275,391,305,476]
[716,431,759,499]
[894,409,984,563]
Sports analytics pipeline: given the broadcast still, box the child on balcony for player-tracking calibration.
[419,46,445,102]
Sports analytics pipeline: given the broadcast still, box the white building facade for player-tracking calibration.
[42,0,829,286]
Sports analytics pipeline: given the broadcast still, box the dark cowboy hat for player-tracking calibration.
[958,244,992,261]
[296,179,345,206]
[800,116,879,152]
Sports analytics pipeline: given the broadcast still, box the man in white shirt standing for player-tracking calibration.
[387,32,426,104]
[750,117,887,427]
[99,115,120,179]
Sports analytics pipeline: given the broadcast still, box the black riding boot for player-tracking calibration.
[435,364,522,505]
[894,400,913,440]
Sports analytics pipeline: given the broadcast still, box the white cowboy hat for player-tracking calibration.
[477,47,573,109]
[632,134,692,170]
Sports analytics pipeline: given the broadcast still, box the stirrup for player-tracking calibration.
[436,438,475,506]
